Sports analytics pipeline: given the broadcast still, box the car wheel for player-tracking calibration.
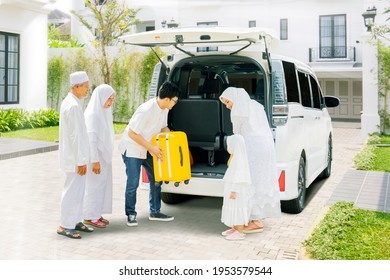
[319,134,332,179]
[281,154,306,214]
[161,192,191,204]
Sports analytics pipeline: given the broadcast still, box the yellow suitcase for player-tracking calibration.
[151,131,191,187]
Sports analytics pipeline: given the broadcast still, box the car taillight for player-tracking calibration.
[278,170,285,192]
[142,167,149,183]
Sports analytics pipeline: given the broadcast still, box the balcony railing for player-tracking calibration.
[309,46,356,62]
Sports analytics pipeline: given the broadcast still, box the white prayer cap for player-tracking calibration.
[70,71,89,87]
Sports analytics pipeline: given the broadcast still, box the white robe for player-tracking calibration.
[59,92,90,229]
[220,87,281,220]
[221,134,251,227]
[84,84,115,220]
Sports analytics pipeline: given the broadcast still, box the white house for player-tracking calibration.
[0,0,55,110]
[66,0,388,140]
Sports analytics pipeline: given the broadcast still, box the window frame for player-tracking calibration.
[0,31,20,105]
[280,18,288,40]
[319,14,347,59]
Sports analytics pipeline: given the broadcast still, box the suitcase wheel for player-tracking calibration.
[184,180,189,185]
[174,182,180,187]
[164,181,169,184]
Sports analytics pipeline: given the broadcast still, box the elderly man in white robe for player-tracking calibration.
[57,71,94,239]
[83,84,115,229]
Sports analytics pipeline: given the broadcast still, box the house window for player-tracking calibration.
[197,21,218,52]
[249,20,256,28]
[0,32,20,104]
[280,19,288,40]
[319,14,346,58]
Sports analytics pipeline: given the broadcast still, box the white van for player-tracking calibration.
[120,27,339,214]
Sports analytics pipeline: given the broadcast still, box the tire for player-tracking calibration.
[319,135,332,179]
[161,192,191,204]
[281,154,306,214]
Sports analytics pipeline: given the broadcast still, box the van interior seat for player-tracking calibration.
[201,78,220,99]
[169,99,223,166]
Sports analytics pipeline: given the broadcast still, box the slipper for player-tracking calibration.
[57,228,81,239]
[243,222,264,234]
[84,219,106,228]
[243,227,264,234]
[99,216,109,225]
[75,222,94,232]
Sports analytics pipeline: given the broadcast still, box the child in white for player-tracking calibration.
[221,134,251,241]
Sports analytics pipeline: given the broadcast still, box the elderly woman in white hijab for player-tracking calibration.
[83,84,115,228]
[220,87,281,233]
[221,134,251,241]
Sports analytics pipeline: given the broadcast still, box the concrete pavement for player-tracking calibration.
[0,121,386,260]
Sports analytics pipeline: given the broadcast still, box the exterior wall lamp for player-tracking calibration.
[362,6,377,32]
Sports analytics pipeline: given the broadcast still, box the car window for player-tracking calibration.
[298,71,312,108]
[282,61,300,103]
[310,75,321,109]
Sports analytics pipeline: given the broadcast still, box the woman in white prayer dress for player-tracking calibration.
[220,87,281,233]
[83,84,115,228]
[221,134,251,241]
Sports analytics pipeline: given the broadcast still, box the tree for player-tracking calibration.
[71,0,140,84]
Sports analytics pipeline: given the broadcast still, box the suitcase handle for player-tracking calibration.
[179,146,183,166]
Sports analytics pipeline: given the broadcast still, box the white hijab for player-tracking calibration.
[223,134,252,184]
[219,87,251,118]
[220,87,270,135]
[84,84,115,163]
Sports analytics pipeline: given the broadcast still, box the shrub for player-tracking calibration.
[0,109,59,133]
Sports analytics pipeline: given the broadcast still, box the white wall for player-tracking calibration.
[0,4,50,110]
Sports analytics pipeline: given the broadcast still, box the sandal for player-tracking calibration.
[84,219,106,228]
[243,221,264,234]
[75,222,94,232]
[99,216,109,225]
[57,228,81,239]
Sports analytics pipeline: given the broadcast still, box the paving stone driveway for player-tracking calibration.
[0,122,362,260]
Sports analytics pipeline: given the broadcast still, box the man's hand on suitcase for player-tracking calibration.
[150,145,166,161]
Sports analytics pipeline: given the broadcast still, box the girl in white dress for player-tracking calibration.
[220,87,281,233]
[83,84,115,228]
[221,134,251,240]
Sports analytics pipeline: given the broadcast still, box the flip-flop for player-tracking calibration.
[75,222,94,232]
[57,228,81,239]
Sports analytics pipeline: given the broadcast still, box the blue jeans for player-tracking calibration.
[122,153,161,216]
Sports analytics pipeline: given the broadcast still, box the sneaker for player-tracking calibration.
[127,215,138,227]
[149,212,174,222]
[221,228,236,236]
[225,230,246,241]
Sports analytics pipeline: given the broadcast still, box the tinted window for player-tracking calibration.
[310,75,321,109]
[282,61,299,103]
[298,71,312,108]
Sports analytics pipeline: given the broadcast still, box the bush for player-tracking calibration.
[0,108,59,132]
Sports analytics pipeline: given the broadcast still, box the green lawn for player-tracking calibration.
[1,126,60,142]
[304,202,390,260]
[0,123,128,142]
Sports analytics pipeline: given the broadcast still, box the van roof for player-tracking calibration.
[119,27,278,48]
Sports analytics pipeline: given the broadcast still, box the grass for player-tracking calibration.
[354,134,390,171]
[0,122,128,142]
[0,126,60,142]
[304,201,390,260]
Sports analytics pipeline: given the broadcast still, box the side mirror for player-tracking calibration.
[324,96,340,108]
